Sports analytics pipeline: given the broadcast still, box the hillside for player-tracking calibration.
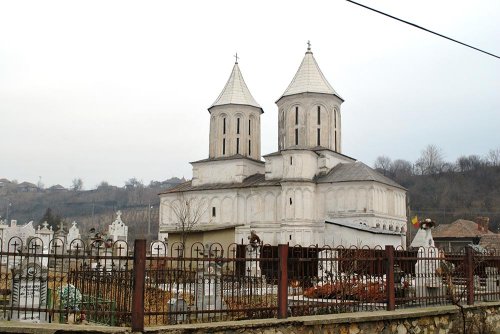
[0,178,184,242]
[1,158,499,243]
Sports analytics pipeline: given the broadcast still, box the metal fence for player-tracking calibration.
[1,237,500,332]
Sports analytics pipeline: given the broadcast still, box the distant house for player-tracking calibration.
[17,181,38,192]
[433,217,493,252]
[48,184,67,192]
[479,234,500,252]
[0,178,11,190]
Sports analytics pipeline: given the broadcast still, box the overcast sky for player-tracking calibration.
[1,0,499,189]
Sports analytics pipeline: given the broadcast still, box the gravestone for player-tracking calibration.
[245,244,261,277]
[317,249,338,284]
[195,263,226,319]
[413,219,446,301]
[108,211,128,257]
[245,230,261,277]
[10,258,48,323]
[485,267,500,301]
[66,221,81,250]
[35,222,54,268]
[168,298,187,324]
[0,220,37,269]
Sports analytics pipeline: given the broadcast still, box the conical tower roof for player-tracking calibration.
[210,61,262,111]
[279,45,342,101]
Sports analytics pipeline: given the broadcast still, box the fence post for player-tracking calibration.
[132,239,146,332]
[277,243,289,319]
[466,246,474,305]
[385,245,395,311]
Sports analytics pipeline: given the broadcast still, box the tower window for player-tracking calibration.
[237,118,240,134]
[248,140,251,155]
[222,138,226,155]
[289,198,293,205]
[317,106,321,125]
[295,128,298,145]
[334,131,337,151]
[223,118,226,134]
[317,128,321,146]
[212,207,216,217]
[334,112,336,128]
[295,107,298,125]
[290,156,293,165]
[236,138,240,154]
[248,119,251,135]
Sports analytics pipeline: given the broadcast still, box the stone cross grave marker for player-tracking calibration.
[196,262,226,319]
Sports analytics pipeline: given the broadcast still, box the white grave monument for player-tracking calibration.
[411,219,445,300]
[246,230,261,277]
[108,211,128,243]
[67,221,82,250]
[317,249,339,284]
[10,258,48,323]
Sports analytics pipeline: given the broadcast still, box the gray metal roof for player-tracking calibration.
[159,174,281,195]
[280,49,341,100]
[325,220,403,235]
[317,161,405,189]
[210,62,261,110]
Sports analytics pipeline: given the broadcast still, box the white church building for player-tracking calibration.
[159,45,407,248]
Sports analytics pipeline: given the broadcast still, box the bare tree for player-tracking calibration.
[391,159,413,180]
[374,156,392,176]
[165,193,208,250]
[415,145,444,175]
[456,155,484,172]
[486,148,500,167]
[125,177,144,189]
[71,178,83,191]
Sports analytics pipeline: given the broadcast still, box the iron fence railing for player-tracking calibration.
[1,237,500,331]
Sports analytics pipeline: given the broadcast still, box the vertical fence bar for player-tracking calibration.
[277,244,289,319]
[466,247,474,305]
[385,245,395,311]
[132,239,146,332]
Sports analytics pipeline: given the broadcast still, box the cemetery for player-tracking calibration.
[0,217,499,332]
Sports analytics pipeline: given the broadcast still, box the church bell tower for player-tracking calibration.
[276,43,344,153]
[208,56,263,161]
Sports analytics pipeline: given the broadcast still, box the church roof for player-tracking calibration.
[210,62,262,111]
[317,162,405,189]
[191,154,264,165]
[159,173,280,194]
[279,47,342,101]
[326,220,403,236]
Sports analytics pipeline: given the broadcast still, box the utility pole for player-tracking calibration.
[147,201,153,236]
[6,203,11,223]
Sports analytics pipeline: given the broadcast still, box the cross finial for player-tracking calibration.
[234,52,239,64]
[307,40,311,51]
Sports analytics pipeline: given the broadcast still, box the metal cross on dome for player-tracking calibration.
[234,52,239,64]
[307,40,311,51]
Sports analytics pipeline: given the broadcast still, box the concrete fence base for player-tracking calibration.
[2,302,500,333]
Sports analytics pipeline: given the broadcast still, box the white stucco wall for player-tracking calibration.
[191,158,265,186]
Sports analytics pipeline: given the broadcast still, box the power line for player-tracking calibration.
[346,0,500,60]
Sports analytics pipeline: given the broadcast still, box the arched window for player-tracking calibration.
[223,117,226,135]
[237,118,240,134]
